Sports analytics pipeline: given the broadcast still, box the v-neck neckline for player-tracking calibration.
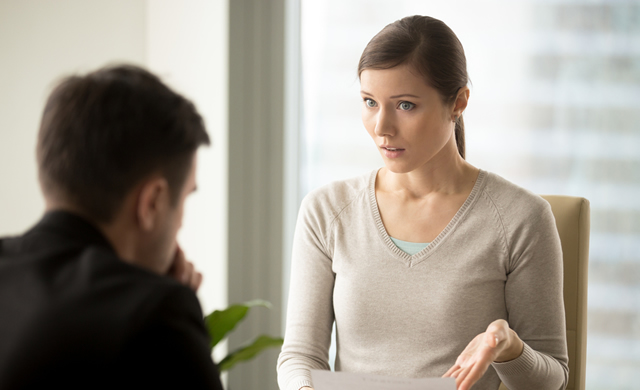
[367,168,487,267]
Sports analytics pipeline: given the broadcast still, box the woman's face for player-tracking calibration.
[360,64,459,174]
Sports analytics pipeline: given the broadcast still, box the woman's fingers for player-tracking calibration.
[454,364,473,389]
[458,359,492,390]
[450,366,465,379]
[443,364,461,377]
[487,319,525,362]
[484,331,499,348]
[486,320,509,347]
[444,320,521,389]
[444,320,517,389]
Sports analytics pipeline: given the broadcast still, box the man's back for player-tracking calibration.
[0,211,223,389]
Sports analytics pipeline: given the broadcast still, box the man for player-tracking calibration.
[0,65,223,389]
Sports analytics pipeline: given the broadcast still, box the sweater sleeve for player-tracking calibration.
[491,196,569,390]
[277,193,336,390]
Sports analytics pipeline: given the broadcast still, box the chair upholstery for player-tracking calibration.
[499,195,590,390]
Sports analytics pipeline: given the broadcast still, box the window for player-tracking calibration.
[299,1,640,387]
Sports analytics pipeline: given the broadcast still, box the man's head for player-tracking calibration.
[37,65,210,273]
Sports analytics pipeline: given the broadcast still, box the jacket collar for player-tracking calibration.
[33,210,116,253]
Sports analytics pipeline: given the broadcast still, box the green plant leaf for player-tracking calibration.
[204,299,272,349]
[218,334,284,372]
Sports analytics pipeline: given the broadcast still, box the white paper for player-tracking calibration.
[311,370,456,390]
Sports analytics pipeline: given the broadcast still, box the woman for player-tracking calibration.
[277,15,568,390]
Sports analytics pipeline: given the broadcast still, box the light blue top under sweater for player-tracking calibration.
[390,237,429,255]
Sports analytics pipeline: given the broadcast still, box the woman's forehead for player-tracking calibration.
[360,65,433,96]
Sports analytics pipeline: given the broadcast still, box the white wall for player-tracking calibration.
[0,0,228,317]
[146,0,229,317]
[0,0,147,236]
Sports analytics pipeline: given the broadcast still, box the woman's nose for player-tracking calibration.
[374,108,395,137]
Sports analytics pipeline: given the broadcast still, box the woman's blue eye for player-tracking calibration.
[365,98,377,108]
[399,101,415,111]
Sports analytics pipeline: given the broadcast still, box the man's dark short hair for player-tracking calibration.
[37,64,210,223]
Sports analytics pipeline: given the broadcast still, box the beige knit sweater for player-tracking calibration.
[277,169,569,390]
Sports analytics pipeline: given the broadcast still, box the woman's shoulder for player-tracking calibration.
[299,170,374,219]
[481,170,552,221]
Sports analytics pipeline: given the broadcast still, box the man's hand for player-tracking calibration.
[443,319,524,390]
[167,245,203,292]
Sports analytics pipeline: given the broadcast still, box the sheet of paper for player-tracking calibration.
[311,370,456,390]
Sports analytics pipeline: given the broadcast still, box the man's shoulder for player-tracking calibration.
[0,234,23,258]
[0,240,213,388]
[0,242,200,333]
[75,246,201,318]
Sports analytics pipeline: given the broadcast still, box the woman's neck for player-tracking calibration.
[378,153,479,200]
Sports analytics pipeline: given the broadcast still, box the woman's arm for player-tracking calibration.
[277,194,336,390]
[445,196,569,390]
[495,198,569,389]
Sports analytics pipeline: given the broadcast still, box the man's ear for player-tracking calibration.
[136,177,170,231]
[451,86,470,120]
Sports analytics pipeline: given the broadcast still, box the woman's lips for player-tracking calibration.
[381,146,405,158]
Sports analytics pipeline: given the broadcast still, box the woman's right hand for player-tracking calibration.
[443,319,523,390]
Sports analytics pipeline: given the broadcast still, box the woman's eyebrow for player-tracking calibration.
[360,91,420,99]
[389,94,420,99]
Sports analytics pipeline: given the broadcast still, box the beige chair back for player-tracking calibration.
[499,195,590,390]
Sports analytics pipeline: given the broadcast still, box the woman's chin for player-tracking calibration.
[382,164,415,175]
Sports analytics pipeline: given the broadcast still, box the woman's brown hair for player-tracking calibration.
[358,15,469,159]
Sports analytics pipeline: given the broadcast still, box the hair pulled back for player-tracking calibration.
[358,15,469,159]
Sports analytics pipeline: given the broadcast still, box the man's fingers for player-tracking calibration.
[169,247,186,277]
[177,248,190,283]
[191,270,203,292]
[167,246,202,292]
[182,260,194,284]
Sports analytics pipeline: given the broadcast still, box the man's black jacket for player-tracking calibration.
[0,211,223,389]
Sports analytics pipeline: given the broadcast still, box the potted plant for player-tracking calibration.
[205,299,284,372]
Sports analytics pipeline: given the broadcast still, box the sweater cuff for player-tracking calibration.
[290,378,313,390]
[491,342,537,376]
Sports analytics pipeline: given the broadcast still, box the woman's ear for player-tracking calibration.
[451,86,470,121]
[136,177,170,231]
